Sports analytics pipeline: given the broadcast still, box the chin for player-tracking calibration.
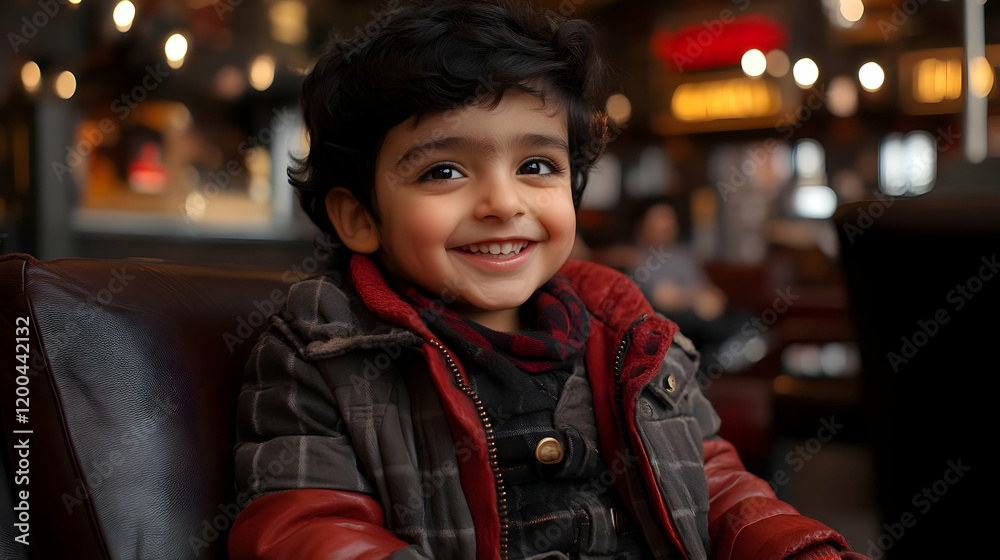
[465,296,529,312]
[460,288,532,309]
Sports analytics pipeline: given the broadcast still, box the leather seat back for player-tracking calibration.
[0,254,291,559]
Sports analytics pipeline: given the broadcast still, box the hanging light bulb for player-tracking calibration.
[54,71,77,99]
[165,33,188,69]
[793,58,819,88]
[21,61,42,93]
[113,1,135,33]
[858,61,885,92]
[741,49,767,78]
[249,55,276,91]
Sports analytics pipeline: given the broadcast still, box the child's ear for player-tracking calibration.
[325,187,381,254]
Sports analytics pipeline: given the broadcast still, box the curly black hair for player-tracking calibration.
[291,0,617,265]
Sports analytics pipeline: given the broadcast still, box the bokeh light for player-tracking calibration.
[165,33,188,69]
[21,62,42,94]
[249,55,276,91]
[54,71,77,99]
[741,49,767,78]
[113,1,135,33]
[793,58,819,88]
[858,61,885,92]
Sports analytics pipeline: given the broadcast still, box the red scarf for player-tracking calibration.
[391,273,588,373]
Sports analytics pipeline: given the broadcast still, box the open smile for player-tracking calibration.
[457,240,530,257]
[452,240,536,271]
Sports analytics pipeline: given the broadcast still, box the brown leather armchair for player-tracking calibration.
[0,253,292,559]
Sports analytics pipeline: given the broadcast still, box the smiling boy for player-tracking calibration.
[229,1,863,559]
[326,89,575,332]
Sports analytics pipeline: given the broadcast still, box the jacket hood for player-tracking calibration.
[271,269,422,361]
[556,258,659,335]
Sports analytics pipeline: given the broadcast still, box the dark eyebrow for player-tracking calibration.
[396,133,570,172]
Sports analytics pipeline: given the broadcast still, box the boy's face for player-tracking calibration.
[371,90,576,331]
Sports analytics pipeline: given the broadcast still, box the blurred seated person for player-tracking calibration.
[634,202,727,321]
[626,202,753,356]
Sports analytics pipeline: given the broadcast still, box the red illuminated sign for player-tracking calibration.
[651,14,787,73]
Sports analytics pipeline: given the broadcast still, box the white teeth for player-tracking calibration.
[459,241,529,256]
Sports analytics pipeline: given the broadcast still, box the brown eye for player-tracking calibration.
[421,165,465,181]
[518,159,555,175]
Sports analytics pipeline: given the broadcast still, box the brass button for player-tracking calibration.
[642,399,653,417]
[665,374,677,393]
[534,437,564,465]
[611,507,628,535]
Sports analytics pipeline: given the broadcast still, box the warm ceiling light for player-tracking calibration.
[741,49,767,78]
[165,33,188,68]
[54,71,77,99]
[913,57,963,103]
[269,1,308,45]
[840,0,864,23]
[671,78,780,122]
[605,93,632,124]
[249,55,276,91]
[113,1,135,32]
[858,61,885,92]
[21,61,41,93]
[793,58,819,88]
[970,56,996,98]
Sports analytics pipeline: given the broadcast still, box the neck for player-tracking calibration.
[455,306,522,333]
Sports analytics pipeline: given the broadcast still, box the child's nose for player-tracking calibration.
[473,174,526,222]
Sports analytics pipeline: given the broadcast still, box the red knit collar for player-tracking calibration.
[348,253,656,337]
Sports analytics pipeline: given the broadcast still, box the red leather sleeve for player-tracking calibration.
[229,489,412,560]
[703,439,853,560]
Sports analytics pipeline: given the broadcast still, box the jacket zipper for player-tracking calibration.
[612,315,647,426]
[428,338,509,560]
[612,314,647,492]
[613,315,677,560]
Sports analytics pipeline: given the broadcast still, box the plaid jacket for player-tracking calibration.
[229,255,852,560]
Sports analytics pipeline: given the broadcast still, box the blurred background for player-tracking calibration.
[1,0,996,556]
